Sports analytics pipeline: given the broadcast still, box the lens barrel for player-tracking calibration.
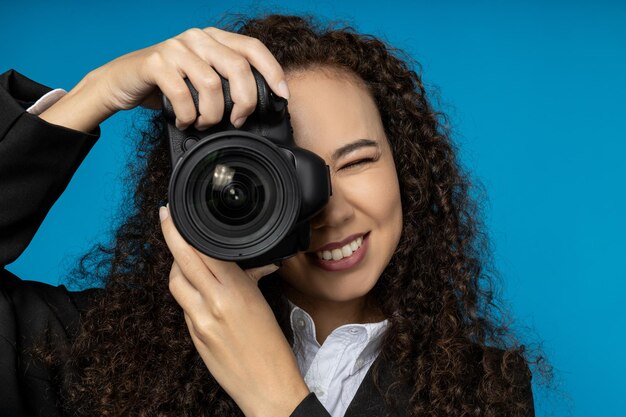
[168,132,301,261]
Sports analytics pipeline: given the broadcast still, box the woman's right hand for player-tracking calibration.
[39,27,290,133]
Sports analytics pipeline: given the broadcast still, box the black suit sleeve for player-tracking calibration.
[0,69,101,417]
[0,69,100,268]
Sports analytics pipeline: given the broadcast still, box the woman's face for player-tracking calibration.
[277,68,403,315]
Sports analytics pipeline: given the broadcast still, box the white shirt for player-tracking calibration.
[289,301,388,417]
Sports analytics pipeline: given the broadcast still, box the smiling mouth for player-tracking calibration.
[315,235,364,261]
[306,231,370,262]
[305,232,371,270]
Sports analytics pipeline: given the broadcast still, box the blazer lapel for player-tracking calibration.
[343,354,410,417]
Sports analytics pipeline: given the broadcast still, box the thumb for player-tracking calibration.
[245,263,280,283]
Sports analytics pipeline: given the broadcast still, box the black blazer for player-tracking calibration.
[0,70,533,417]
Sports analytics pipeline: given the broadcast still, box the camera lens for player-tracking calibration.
[222,183,248,210]
[169,133,301,261]
[187,150,274,236]
[206,165,264,226]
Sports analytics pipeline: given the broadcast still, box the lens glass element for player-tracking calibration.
[187,148,275,237]
[206,163,264,226]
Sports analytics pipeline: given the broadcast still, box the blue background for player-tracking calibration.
[2,1,624,416]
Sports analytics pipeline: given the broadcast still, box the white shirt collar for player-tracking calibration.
[287,300,388,376]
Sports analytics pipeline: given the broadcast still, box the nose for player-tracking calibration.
[310,182,355,230]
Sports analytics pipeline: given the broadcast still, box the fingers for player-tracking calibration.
[152,68,197,130]
[159,205,248,289]
[160,206,221,296]
[168,261,202,310]
[179,58,224,130]
[202,27,290,99]
[160,205,277,290]
[155,27,288,131]
[191,37,257,127]
[245,264,280,282]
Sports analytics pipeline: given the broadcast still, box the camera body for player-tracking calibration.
[162,69,331,269]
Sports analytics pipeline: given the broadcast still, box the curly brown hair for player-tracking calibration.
[44,13,552,417]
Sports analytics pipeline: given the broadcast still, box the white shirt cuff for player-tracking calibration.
[26,88,67,115]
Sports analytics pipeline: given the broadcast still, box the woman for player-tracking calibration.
[0,13,543,417]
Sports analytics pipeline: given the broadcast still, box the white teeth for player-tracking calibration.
[317,235,364,261]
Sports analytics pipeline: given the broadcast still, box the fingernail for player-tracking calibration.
[159,206,169,222]
[233,117,246,128]
[276,80,290,100]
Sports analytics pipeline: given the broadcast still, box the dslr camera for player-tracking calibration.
[162,69,331,269]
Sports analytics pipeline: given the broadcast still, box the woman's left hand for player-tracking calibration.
[159,206,310,417]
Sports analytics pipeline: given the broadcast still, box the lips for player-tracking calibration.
[306,232,370,272]
[309,232,368,253]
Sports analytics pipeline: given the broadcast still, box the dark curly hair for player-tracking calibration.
[41,13,552,417]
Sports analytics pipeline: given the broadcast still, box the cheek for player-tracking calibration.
[367,165,403,250]
[353,166,402,224]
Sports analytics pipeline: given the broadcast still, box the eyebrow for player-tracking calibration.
[331,139,380,162]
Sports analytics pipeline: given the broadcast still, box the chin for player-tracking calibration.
[283,272,379,304]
